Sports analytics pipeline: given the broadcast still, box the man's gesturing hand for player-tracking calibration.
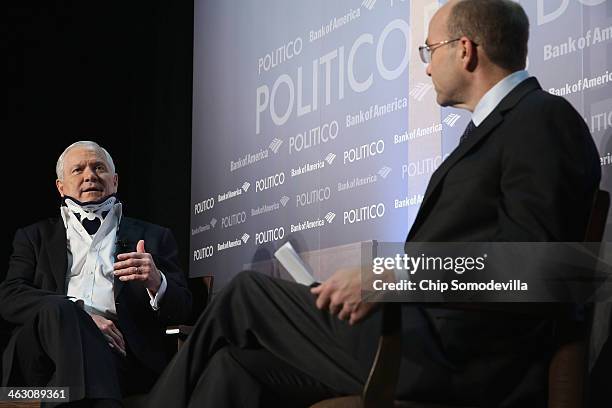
[89,313,126,356]
[113,240,162,294]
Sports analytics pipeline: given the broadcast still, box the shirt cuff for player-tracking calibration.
[67,297,85,309]
[147,270,167,311]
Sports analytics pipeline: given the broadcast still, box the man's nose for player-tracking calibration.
[426,63,432,77]
[83,166,99,181]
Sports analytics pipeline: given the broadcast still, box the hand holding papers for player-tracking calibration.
[274,241,317,286]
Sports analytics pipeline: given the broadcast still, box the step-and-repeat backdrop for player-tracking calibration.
[190,0,612,285]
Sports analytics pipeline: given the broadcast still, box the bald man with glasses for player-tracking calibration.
[145,1,600,406]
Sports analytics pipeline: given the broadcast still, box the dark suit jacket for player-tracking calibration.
[398,78,601,406]
[0,216,192,384]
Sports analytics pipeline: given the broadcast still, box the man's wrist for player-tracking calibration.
[148,269,163,293]
[148,270,167,310]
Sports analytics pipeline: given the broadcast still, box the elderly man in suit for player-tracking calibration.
[0,141,192,407]
[145,0,601,407]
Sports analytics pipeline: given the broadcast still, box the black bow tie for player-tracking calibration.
[73,211,109,235]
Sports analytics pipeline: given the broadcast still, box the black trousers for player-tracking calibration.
[4,297,156,406]
[145,270,381,408]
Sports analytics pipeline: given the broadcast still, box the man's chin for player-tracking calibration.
[79,192,107,203]
[436,95,451,107]
[436,96,462,109]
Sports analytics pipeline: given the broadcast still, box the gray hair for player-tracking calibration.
[447,0,529,72]
[56,141,116,180]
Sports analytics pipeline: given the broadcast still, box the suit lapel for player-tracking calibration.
[47,218,69,293]
[407,78,542,240]
[419,112,503,210]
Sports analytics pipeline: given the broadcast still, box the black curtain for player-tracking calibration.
[3,0,193,277]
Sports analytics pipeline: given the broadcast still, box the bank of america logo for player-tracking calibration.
[269,138,283,154]
[378,166,392,179]
[325,153,336,165]
[210,218,217,228]
[279,195,290,207]
[241,233,250,243]
[242,182,251,192]
[409,83,433,101]
[443,113,461,127]
[362,0,377,10]
[325,212,336,224]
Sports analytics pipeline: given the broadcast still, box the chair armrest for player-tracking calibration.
[361,303,402,408]
[166,325,194,350]
[548,340,585,408]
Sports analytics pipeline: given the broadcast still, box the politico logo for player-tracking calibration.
[255,172,285,192]
[193,246,214,261]
[344,139,385,165]
[256,19,410,134]
[194,197,215,215]
[221,211,247,229]
[289,121,339,155]
[536,0,606,26]
[343,203,385,224]
[296,187,332,208]
[402,155,449,179]
[591,110,612,134]
[255,227,285,244]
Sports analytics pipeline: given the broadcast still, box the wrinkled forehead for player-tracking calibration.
[64,147,108,167]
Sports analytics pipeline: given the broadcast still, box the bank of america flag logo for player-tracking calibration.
[409,83,433,101]
[443,113,461,127]
[242,182,251,192]
[280,196,290,207]
[325,153,336,165]
[269,138,283,154]
[241,233,250,243]
[378,166,392,179]
[325,212,336,224]
[362,0,377,10]
[210,218,217,228]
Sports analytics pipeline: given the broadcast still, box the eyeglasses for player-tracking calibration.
[418,38,461,64]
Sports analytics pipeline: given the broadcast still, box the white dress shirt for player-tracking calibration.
[61,203,167,319]
[471,70,529,125]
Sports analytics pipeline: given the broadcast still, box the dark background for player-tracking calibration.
[3,0,193,275]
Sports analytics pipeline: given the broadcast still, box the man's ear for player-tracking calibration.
[460,37,478,72]
[113,173,119,192]
[56,179,65,197]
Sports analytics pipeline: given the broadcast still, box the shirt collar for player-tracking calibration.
[471,70,529,126]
